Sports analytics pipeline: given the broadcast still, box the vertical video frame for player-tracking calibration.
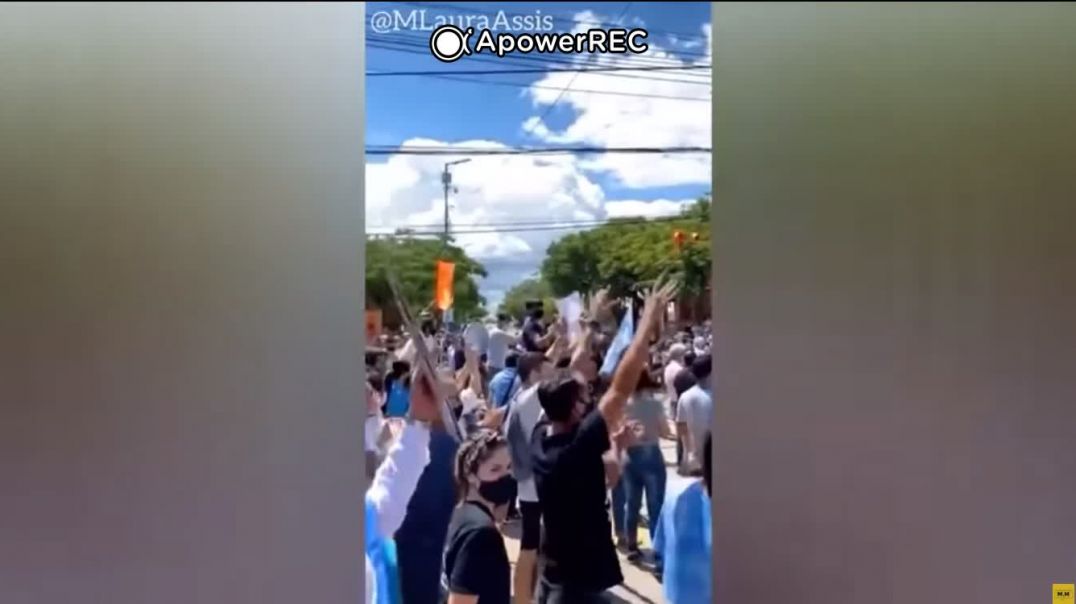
[364,3,712,603]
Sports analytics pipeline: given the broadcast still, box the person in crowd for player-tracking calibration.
[488,353,521,411]
[692,335,709,358]
[366,377,386,459]
[503,352,554,604]
[673,351,698,401]
[393,372,464,604]
[486,314,515,377]
[662,344,688,405]
[662,343,689,466]
[530,278,679,603]
[365,367,440,604]
[676,354,713,473]
[384,361,412,418]
[440,430,515,604]
[521,306,555,353]
[653,431,712,604]
[616,370,674,563]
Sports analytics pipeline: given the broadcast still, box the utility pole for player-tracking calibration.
[441,158,471,247]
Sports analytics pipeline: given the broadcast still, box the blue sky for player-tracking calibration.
[366,2,711,311]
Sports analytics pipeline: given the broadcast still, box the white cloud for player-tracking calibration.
[604,198,694,219]
[366,14,713,312]
[524,15,712,189]
[367,138,608,310]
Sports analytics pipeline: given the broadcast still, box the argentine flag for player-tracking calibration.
[599,299,634,377]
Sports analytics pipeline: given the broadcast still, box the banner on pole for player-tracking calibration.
[434,260,455,311]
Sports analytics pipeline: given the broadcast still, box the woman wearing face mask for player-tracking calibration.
[440,429,515,604]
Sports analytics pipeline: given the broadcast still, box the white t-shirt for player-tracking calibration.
[506,383,543,503]
[663,360,684,405]
[486,326,514,369]
[676,384,713,463]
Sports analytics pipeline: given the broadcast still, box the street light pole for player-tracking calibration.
[442,158,471,247]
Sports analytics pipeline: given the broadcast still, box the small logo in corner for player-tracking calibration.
[1054,584,1075,604]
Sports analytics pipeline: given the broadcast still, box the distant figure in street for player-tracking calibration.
[663,343,690,466]
[676,354,712,473]
[486,314,516,376]
[521,307,554,353]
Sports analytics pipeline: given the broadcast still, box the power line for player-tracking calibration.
[366,33,711,72]
[367,63,710,78]
[367,214,705,236]
[371,215,686,230]
[366,41,711,86]
[522,2,633,137]
[415,72,709,101]
[365,145,711,156]
[392,1,711,49]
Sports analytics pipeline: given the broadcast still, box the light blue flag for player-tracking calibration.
[599,299,633,377]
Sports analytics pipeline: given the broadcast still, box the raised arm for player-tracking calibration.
[598,279,678,429]
[365,368,440,539]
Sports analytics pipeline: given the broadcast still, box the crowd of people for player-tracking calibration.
[364,282,713,604]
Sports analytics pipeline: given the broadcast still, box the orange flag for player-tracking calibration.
[434,260,455,310]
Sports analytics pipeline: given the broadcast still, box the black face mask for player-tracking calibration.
[477,474,516,507]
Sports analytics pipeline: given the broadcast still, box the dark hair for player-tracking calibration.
[703,431,712,495]
[453,429,508,501]
[421,320,435,337]
[505,353,520,369]
[537,377,584,422]
[391,360,410,377]
[497,313,511,324]
[367,374,384,394]
[531,307,544,320]
[517,352,548,384]
[683,351,697,367]
[691,354,712,381]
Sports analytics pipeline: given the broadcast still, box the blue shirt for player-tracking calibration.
[488,368,519,408]
[384,382,409,418]
[653,480,712,604]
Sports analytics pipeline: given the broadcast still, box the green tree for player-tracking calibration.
[540,195,711,298]
[366,236,487,328]
[497,277,556,322]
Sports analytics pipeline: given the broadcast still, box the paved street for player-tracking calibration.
[501,436,688,604]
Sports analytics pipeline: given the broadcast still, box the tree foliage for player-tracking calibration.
[366,236,487,327]
[497,277,557,322]
[539,195,711,299]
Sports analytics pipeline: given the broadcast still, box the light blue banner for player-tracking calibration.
[599,299,633,377]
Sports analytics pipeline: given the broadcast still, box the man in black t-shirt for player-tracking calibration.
[531,278,679,603]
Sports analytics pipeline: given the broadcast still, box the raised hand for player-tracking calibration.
[640,276,680,338]
[588,288,616,322]
[408,367,442,423]
[613,420,644,450]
